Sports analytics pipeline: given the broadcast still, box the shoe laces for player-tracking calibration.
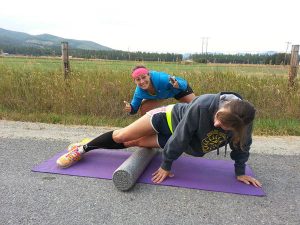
[66,147,81,161]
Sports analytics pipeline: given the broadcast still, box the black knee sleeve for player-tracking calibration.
[83,131,125,152]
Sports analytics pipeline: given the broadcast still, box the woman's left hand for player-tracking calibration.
[237,175,262,187]
[169,76,179,89]
[172,80,179,89]
[152,167,174,184]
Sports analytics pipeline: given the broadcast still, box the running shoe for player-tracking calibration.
[56,146,84,168]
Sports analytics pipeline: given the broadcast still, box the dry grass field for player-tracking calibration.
[0,56,299,135]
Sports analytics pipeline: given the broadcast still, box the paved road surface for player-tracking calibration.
[0,120,299,225]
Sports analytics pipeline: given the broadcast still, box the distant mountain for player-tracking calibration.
[0,28,113,51]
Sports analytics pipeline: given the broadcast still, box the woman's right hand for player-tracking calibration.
[152,167,174,183]
[123,101,131,113]
[237,175,262,187]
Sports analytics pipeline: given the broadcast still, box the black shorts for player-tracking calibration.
[150,112,172,148]
[174,84,194,100]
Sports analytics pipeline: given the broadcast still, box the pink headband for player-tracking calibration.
[131,68,149,79]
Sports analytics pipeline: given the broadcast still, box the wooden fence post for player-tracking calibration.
[61,42,70,79]
[288,45,299,87]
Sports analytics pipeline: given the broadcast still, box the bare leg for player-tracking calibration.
[178,93,196,103]
[140,99,165,116]
[124,134,159,148]
[113,114,156,143]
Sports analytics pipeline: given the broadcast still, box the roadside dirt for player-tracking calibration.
[1,119,299,155]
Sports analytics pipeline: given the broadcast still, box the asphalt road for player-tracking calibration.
[0,120,299,225]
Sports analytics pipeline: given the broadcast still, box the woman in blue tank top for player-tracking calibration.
[123,66,196,115]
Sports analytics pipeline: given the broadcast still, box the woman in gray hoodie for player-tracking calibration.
[57,92,261,187]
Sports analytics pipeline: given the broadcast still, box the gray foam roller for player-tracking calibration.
[113,148,158,191]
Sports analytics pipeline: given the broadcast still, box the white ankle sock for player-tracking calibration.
[77,146,85,154]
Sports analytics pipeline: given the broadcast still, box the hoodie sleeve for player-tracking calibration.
[230,123,253,176]
[161,102,201,171]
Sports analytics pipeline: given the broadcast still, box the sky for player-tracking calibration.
[1,0,299,54]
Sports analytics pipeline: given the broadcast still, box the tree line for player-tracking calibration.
[0,45,182,62]
[191,53,291,65]
[0,44,293,65]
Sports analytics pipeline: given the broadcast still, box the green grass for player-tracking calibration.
[255,118,300,136]
[0,56,299,135]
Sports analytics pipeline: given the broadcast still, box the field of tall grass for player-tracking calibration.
[0,56,299,135]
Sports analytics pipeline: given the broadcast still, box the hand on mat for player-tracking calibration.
[123,101,131,113]
[151,167,174,184]
[237,175,262,187]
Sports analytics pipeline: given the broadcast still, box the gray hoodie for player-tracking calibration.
[161,92,253,176]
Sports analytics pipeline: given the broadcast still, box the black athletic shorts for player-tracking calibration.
[174,84,194,100]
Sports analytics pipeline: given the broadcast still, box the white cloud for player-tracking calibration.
[1,0,299,53]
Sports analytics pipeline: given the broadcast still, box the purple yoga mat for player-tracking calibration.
[32,149,265,196]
